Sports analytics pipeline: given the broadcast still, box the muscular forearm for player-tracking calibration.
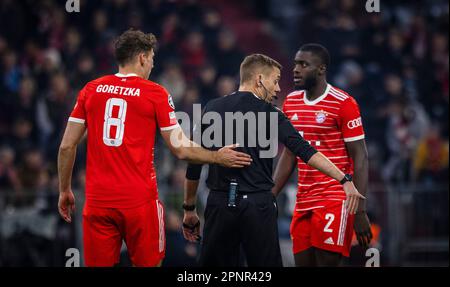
[179,145,218,165]
[184,179,200,206]
[272,148,297,197]
[307,152,345,182]
[352,153,369,212]
[58,146,77,193]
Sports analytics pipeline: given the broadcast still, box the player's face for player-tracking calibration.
[293,51,321,90]
[259,67,281,102]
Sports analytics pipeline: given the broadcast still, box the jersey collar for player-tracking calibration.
[115,73,139,77]
[303,84,331,106]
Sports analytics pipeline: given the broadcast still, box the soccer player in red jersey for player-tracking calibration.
[57,29,252,267]
[272,44,373,266]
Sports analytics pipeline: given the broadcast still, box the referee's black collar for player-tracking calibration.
[234,90,262,101]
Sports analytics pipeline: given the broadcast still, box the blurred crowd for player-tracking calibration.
[0,0,448,266]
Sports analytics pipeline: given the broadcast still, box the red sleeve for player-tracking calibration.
[339,97,365,142]
[282,97,288,114]
[69,87,87,124]
[155,87,179,131]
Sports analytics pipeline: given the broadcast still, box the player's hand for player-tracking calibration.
[343,182,365,215]
[216,144,252,168]
[354,211,373,249]
[58,190,76,223]
[182,210,201,243]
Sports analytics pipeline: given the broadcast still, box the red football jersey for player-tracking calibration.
[282,84,365,212]
[69,73,179,209]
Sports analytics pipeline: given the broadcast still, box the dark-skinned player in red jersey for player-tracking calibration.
[272,44,373,266]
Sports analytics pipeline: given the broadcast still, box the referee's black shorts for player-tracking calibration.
[199,190,282,267]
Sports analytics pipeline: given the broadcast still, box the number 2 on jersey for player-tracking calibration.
[103,98,127,147]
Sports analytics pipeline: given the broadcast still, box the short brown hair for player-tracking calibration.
[114,29,157,66]
[240,54,282,84]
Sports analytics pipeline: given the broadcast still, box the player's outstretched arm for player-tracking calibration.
[58,121,86,223]
[272,147,297,197]
[306,152,365,214]
[160,126,252,168]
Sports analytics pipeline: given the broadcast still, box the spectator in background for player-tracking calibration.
[413,124,449,184]
[179,30,207,81]
[202,9,222,52]
[157,61,187,105]
[7,118,35,157]
[36,73,73,159]
[197,64,218,105]
[0,146,21,194]
[216,75,237,97]
[383,96,430,182]
[213,29,244,77]
[17,149,48,206]
[1,50,21,94]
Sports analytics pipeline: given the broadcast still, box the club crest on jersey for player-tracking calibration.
[315,110,327,123]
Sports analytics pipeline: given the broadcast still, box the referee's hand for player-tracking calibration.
[182,211,201,243]
[343,182,365,215]
[216,144,252,168]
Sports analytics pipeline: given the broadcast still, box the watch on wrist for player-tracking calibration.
[340,173,353,185]
[182,203,196,211]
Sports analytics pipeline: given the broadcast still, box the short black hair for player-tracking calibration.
[298,44,330,68]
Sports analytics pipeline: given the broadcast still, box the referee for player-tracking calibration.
[182,54,364,267]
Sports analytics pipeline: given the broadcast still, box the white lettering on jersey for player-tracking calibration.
[96,85,141,97]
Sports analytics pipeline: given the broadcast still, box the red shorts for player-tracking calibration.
[82,200,165,267]
[290,200,354,257]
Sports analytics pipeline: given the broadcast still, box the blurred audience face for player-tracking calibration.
[23,150,44,171]
[13,119,32,139]
[184,86,200,104]
[199,65,217,85]
[384,74,403,97]
[66,28,82,51]
[186,31,204,51]
[217,29,236,51]
[0,147,15,167]
[217,76,237,96]
[2,50,17,70]
[77,54,94,74]
[93,10,108,33]
[18,77,36,103]
[50,74,69,99]
[203,9,221,28]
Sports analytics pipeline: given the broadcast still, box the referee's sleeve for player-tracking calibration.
[276,108,318,163]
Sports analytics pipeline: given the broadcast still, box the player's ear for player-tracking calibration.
[138,52,146,66]
[319,64,327,76]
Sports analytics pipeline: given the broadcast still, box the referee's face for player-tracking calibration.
[260,67,281,103]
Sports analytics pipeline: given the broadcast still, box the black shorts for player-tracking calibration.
[199,191,282,267]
